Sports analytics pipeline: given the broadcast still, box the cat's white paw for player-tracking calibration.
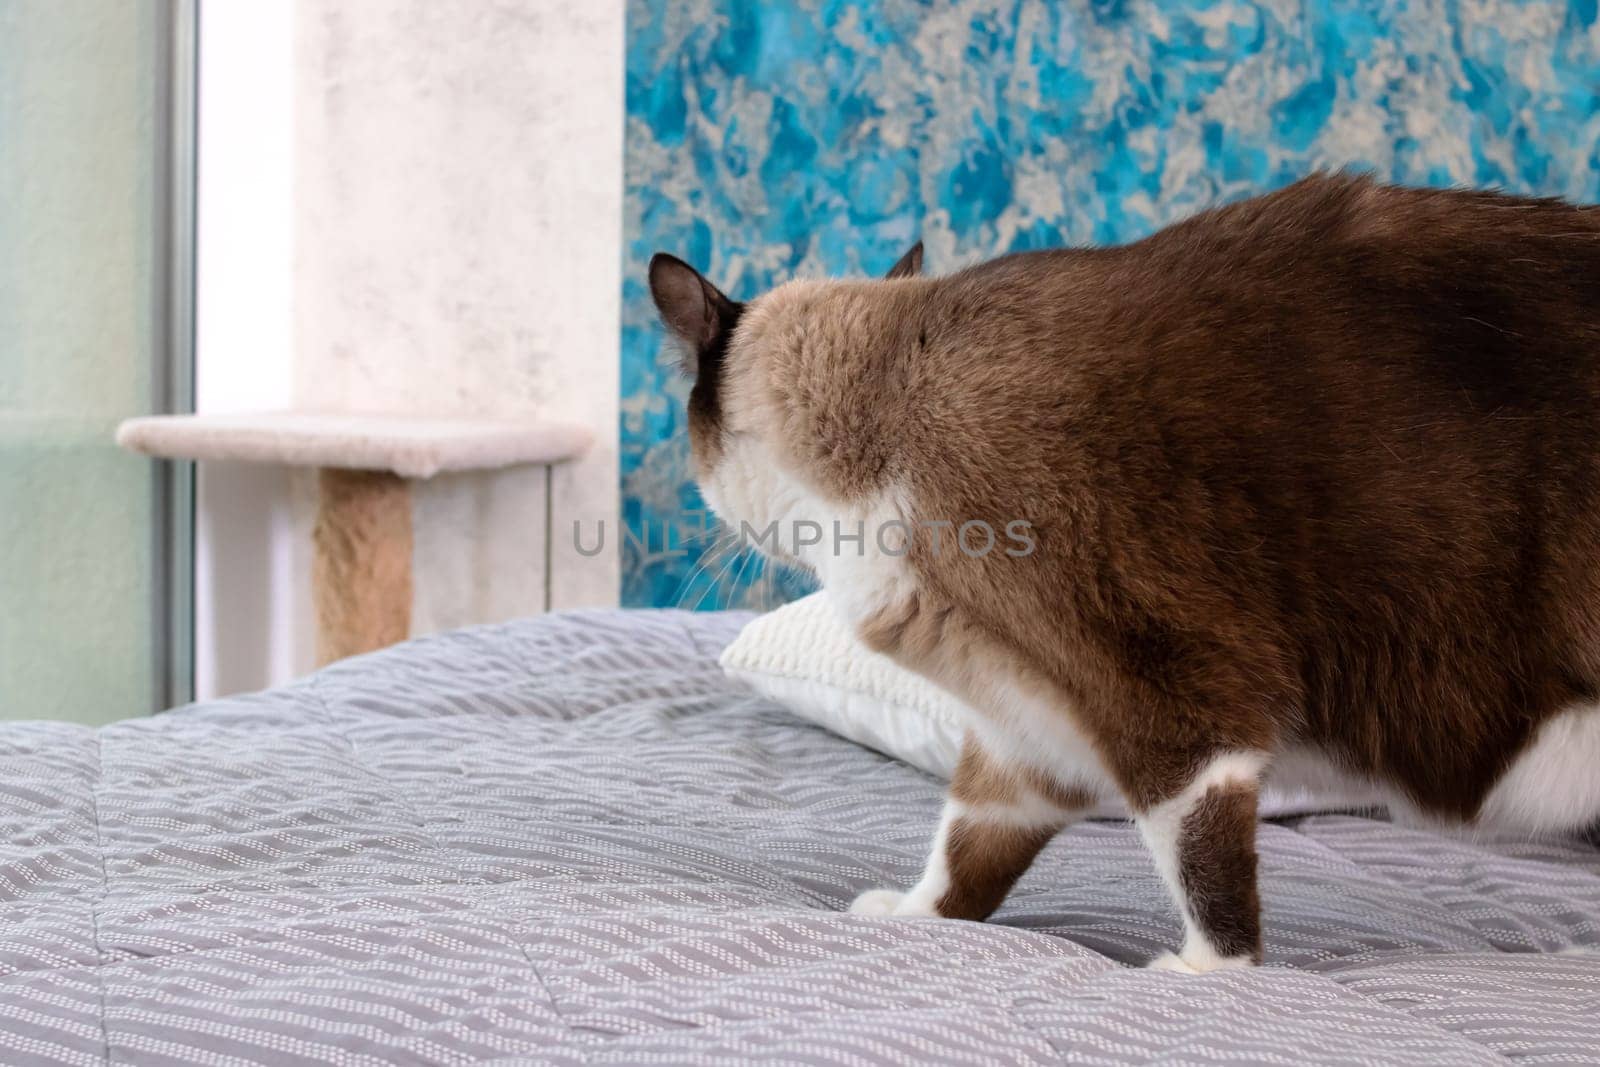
[1146,951,1201,974]
[849,889,939,918]
[1145,949,1255,975]
[849,889,905,916]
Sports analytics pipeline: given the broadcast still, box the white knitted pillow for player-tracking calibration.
[719,592,1382,818]
[720,592,968,778]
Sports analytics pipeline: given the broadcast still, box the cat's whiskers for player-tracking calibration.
[694,541,751,611]
[669,530,737,610]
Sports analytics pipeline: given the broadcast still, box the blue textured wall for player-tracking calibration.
[622,0,1600,609]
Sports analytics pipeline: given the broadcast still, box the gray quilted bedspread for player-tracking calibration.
[4,610,1600,1065]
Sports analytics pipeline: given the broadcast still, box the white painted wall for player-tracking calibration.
[195,0,305,700]
[195,0,622,699]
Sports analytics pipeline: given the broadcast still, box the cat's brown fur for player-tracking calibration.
[650,173,1600,969]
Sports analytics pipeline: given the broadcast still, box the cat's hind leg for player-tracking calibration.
[850,735,1094,920]
[1132,751,1267,973]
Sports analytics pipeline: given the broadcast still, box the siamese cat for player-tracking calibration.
[649,173,1600,972]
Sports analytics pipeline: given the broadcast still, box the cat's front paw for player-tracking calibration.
[848,888,939,918]
[1146,949,1255,975]
[849,889,907,915]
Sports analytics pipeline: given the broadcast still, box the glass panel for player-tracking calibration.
[0,1,193,723]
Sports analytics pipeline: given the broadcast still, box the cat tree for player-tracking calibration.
[116,413,591,664]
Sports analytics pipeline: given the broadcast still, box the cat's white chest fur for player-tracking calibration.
[697,434,925,628]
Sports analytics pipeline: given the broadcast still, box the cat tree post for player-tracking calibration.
[312,468,414,663]
[116,412,592,666]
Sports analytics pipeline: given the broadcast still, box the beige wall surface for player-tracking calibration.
[198,1,623,696]
[294,0,622,640]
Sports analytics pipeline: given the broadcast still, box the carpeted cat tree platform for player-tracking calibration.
[117,413,591,664]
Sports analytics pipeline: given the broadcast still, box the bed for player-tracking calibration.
[4,609,1598,1065]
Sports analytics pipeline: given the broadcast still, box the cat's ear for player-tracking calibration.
[884,240,924,280]
[649,254,738,373]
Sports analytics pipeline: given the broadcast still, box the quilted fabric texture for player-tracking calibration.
[2,610,1598,1065]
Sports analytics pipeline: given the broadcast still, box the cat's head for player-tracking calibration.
[646,243,923,555]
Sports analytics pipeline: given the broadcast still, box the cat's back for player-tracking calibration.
[947,173,1600,368]
[928,174,1600,462]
